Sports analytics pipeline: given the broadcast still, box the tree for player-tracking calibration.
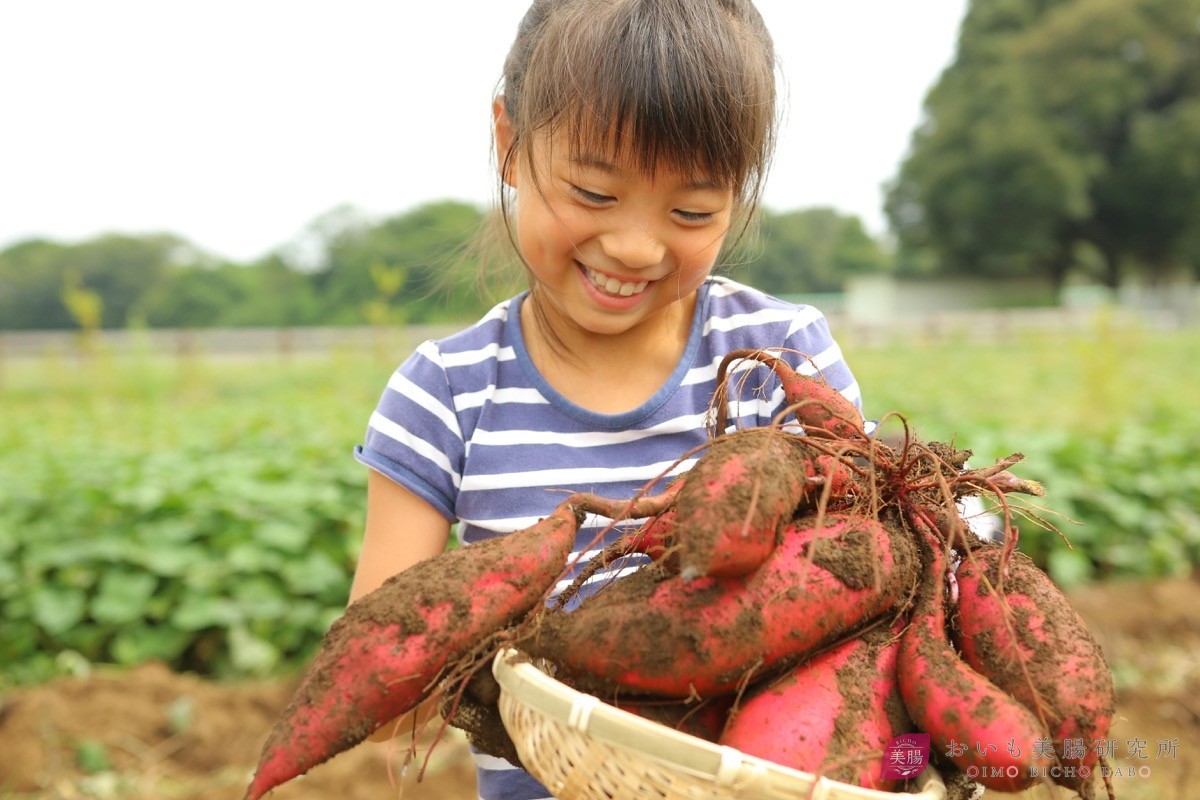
[0,233,203,329]
[141,263,243,328]
[738,208,891,295]
[0,239,74,329]
[887,0,1200,289]
[311,201,495,324]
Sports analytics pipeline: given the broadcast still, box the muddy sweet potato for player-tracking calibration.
[244,503,583,800]
[519,513,918,697]
[673,428,849,579]
[897,523,1044,792]
[954,544,1114,797]
[626,508,677,563]
[566,481,683,525]
[719,620,911,789]
[614,695,734,743]
[715,348,865,441]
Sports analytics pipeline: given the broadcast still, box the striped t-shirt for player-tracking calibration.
[354,275,861,800]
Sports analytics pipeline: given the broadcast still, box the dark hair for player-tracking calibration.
[480,0,778,278]
[502,0,777,209]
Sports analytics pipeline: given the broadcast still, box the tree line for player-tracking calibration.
[0,203,886,331]
[2,0,1197,331]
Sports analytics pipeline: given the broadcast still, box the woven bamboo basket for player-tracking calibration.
[493,649,946,800]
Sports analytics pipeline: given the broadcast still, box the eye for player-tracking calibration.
[570,185,614,205]
[674,209,715,224]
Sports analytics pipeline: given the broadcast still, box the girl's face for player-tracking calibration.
[498,107,735,343]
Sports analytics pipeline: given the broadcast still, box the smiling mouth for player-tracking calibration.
[579,263,650,297]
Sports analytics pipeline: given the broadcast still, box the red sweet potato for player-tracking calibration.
[715,348,865,441]
[571,484,681,567]
[627,508,677,562]
[566,480,683,524]
[520,512,919,697]
[244,503,583,800]
[719,621,911,789]
[614,694,734,743]
[954,544,1114,797]
[673,428,844,579]
[897,524,1044,792]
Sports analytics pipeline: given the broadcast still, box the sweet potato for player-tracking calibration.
[519,512,919,697]
[626,508,677,562]
[566,481,682,523]
[614,695,734,743]
[715,348,864,440]
[244,503,583,800]
[954,544,1114,797]
[897,523,1043,792]
[719,621,911,789]
[673,428,846,579]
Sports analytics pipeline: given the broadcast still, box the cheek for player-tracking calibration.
[678,235,726,275]
[517,200,584,262]
[515,208,552,267]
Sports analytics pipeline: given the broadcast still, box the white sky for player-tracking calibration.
[0,1,968,263]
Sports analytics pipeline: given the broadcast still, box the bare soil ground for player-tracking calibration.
[1,577,1196,800]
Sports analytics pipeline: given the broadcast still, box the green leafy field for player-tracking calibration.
[2,323,1197,685]
[845,322,1200,586]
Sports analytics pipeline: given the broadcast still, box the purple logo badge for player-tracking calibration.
[881,733,931,780]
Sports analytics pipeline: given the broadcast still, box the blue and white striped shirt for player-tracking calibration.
[354,275,860,800]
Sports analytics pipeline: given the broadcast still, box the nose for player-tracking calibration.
[598,225,667,270]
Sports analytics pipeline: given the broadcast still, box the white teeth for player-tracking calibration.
[585,266,649,297]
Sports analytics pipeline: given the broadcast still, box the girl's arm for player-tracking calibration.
[350,468,453,742]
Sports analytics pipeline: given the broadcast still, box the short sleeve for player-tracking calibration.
[758,306,863,426]
[353,341,466,521]
[782,307,859,407]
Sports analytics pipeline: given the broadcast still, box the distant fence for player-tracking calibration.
[0,306,1184,363]
[832,305,1184,347]
[0,324,461,362]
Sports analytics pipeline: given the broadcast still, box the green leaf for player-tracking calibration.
[255,521,311,554]
[75,739,112,773]
[31,585,87,635]
[230,576,290,620]
[111,627,191,664]
[1046,548,1094,589]
[135,517,204,544]
[227,542,282,574]
[280,551,346,596]
[129,544,206,577]
[171,594,242,631]
[91,571,158,625]
[0,559,18,592]
[229,624,280,676]
[24,537,127,571]
[113,483,166,512]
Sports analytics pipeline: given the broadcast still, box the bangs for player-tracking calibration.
[507,0,777,203]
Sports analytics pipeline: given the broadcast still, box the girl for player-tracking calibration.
[349,1,862,798]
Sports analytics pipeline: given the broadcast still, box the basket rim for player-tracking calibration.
[492,648,946,800]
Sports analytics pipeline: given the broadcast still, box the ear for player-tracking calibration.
[493,97,519,188]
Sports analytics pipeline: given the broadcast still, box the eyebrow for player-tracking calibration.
[570,155,725,192]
